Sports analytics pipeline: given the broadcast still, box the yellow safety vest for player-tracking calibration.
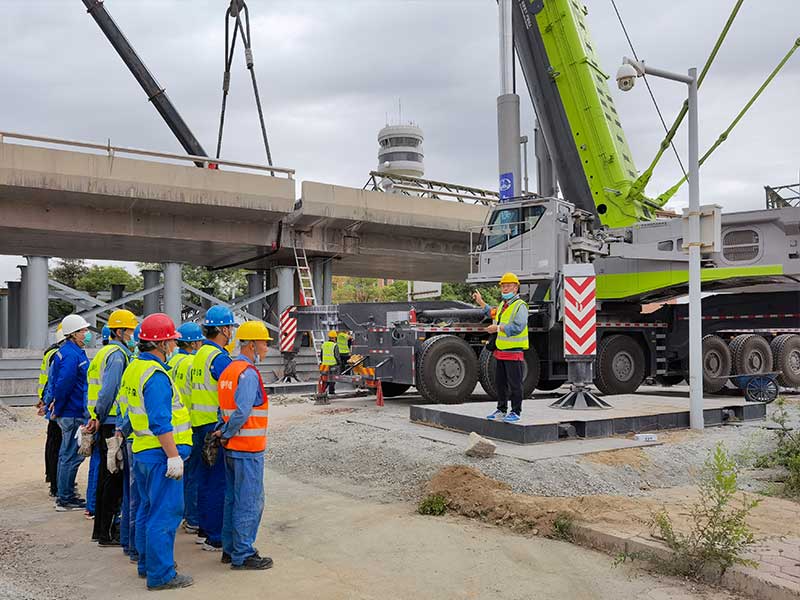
[190,344,223,427]
[321,341,338,367]
[38,346,59,399]
[121,358,193,453]
[336,332,350,354]
[495,298,529,351]
[169,352,194,413]
[87,344,127,419]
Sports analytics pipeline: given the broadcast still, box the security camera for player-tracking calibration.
[616,63,639,91]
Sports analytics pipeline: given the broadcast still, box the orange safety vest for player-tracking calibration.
[218,360,269,453]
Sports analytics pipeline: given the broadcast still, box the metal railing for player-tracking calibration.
[0,130,295,178]
[765,183,800,209]
[364,171,499,205]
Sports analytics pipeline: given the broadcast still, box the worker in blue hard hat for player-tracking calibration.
[170,322,204,534]
[188,305,234,550]
[101,325,111,346]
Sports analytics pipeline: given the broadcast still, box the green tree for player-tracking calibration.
[75,266,141,294]
[50,258,89,288]
[441,282,500,306]
[137,263,248,303]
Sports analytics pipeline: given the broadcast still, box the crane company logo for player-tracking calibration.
[499,172,514,200]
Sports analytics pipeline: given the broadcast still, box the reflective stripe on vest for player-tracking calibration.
[321,341,337,366]
[495,298,529,351]
[121,358,193,453]
[217,360,268,452]
[189,344,222,427]
[87,344,126,419]
[169,353,195,413]
[38,347,58,399]
[336,332,350,354]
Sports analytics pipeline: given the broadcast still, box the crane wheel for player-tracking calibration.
[535,378,564,391]
[416,335,479,404]
[379,382,412,397]
[772,334,800,388]
[730,334,772,376]
[594,334,645,395]
[478,346,540,401]
[701,335,731,393]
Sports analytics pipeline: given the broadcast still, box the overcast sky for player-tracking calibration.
[2,0,798,284]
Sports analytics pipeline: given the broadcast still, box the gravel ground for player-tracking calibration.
[266,398,796,502]
[0,528,78,600]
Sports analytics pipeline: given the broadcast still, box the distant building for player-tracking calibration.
[377,123,424,178]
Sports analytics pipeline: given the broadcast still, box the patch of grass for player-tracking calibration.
[550,512,574,542]
[648,443,760,579]
[753,397,800,498]
[418,494,447,516]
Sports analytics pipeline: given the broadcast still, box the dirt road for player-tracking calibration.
[0,406,742,600]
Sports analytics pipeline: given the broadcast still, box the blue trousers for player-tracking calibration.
[120,440,139,558]
[222,452,265,565]
[56,417,85,503]
[134,446,189,587]
[85,443,100,514]
[183,441,200,528]
[193,423,225,544]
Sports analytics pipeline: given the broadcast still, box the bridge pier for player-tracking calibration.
[18,265,28,348]
[142,269,161,316]
[162,262,182,326]
[274,266,295,314]
[6,281,21,348]
[0,290,8,348]
[25,256,49,350]
[322,259,333,305]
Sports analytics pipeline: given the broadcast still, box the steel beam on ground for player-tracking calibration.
[26,256,49,350]
[47,279,105,309]
[162,262,182,326]
[6,281,21,348]
[180,283,277,331]
[142,269,161,315]
[77,284,165,323]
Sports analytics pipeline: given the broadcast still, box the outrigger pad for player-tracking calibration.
[550,388,612,410]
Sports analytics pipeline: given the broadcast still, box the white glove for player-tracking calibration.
[106,436,122,474]
[165,456,184,480]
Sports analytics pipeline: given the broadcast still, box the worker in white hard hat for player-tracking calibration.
[38,324,66,498]
[50,314,93,511]
[473,272,530,423]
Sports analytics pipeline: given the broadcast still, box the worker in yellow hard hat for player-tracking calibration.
[472,272,529,423]
[336,330,352,370]
[319,331,340,395]
[212,321,273,569]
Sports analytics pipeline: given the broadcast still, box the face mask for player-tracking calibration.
[126,338,137,351]
[83,331,93,345]
[501,292,515,301]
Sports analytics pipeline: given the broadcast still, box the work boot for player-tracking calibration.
[55,499,86,511]
[147,573,193,591]
[231,553,273,570]
[221,552,231,564]
[201,540,222,552]
[98,538,121,547]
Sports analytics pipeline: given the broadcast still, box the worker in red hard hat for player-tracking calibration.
[119,313,194,591]
[473,272,530,423]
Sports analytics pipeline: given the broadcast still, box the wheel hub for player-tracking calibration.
[436,354,466,389]
[612,350,634,382]
[788,348,800,375]
[746,350,765,372]
[704,350,722,376]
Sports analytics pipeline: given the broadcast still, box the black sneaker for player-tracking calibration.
[98,538,121,547]
[55,499,85,511]
[221,552,231,564]
[147,573,193,591]
[231,553,273,570]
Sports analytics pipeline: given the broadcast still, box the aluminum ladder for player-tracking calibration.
[292,235,325,361]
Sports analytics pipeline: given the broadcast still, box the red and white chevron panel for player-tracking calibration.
[279,307,298,353]
[563,275,597,356]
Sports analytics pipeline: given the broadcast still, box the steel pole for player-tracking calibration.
[142,269,161,316]
[322,260,333,305]
[162,262,182,326]
[26,256,49,350]
[687,68,703,430]
[0,291,8,348]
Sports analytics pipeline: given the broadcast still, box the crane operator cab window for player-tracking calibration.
[485,204,546,250]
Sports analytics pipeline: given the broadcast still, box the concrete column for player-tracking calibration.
[162,263,182,326]
[18,265,29,348]
[274,266,295,314]
[310,259,324,303]
[142,269,161,316]
[6,281,21,348]
[0,291,8,348]
[26,256,49,350]
[111,284,126,303]
[246,271,265,319]
[322,260,333,305]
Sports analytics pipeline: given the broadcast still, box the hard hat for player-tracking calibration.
[236,321,272,342]
[101,325,111,342]
[177,322,204,343]
[139,313,180,342]
[328,331,337,339]
[55,324,65,344]
[61,314,91,336]
[133,323,141,343]
[203,305,236,327]
[499,272,520,286]
[107,309,138,330]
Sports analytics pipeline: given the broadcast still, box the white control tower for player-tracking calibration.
[377,123,424,177]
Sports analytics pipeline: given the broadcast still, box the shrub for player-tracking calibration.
[418,494,447,516]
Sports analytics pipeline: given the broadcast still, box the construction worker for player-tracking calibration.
[50,314,92,511]
[213,321,273,570]
[473,272,529,423]
[38,324,65,498]
[86,309,138,546]
[101,325,111,346]
[189,305,234,551]
[337,330,351,370]
[123,313,193,590]
[320,331,340,394]
[118,322,141,563]
[171,322,204,534]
